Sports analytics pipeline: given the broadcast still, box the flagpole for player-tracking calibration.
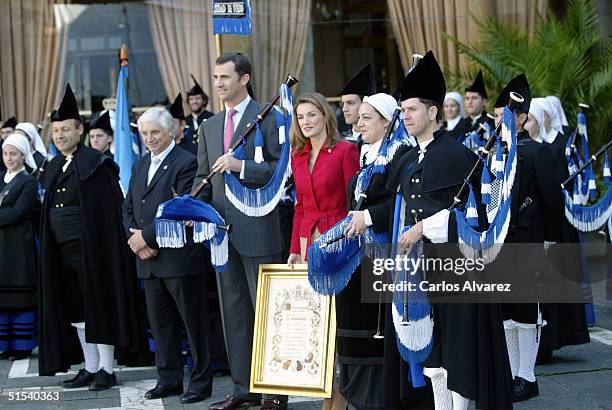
[215,34,223,111]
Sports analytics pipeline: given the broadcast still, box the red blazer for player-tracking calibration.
[290,140,359,256]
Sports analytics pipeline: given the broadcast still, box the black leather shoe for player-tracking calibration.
[89,369,117,391]
[209,395,260,410]
[261,399,288,410]
[144,384,183,400]
[62,369,95,388]
[180,391,211,404]
[513,376,539,402]
[11,350,32,360]
[536,349,553,365]
[0,351,10,360]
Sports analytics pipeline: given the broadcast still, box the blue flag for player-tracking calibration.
[114,64,135,193]
[212,0,252,35]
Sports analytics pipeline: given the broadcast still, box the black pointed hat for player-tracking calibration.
[342,64,377,97]
[166,93,185,120]
[396,50,446,105]
[465,70,487,99]
[494,74,531,113]
[89,111,113,135]
[51,83,81,122]
[187,74,207,99]
[1,116,17,129]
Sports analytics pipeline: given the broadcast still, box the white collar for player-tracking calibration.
[364,138,383,165]
[417,138,434,151]
[150,140,176,163]
[447,116,461,130]
[225,95,251,116]
[3,167,25,184]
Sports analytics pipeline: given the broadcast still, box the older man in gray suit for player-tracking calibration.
[193,53,287,410]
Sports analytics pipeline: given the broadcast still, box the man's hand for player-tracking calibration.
[346,211,367,238]
[128,228,148,254]
[212,153,243,174]
[398,221,423,254]
[137,245,158,261]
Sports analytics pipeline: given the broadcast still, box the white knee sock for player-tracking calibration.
[97,344,115,374]
[451,391,469,410]
[504,328,519,378]
[517,327,539,382]
[74,324,99,373]
[430,374,453,410]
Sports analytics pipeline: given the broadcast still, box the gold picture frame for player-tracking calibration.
[250,264,336,398]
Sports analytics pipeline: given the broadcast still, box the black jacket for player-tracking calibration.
[123,144,207,278]
[0,171,38,309]
[181,111,214,155]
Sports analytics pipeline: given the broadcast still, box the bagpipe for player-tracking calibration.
[154,76,298,271]
[450,92,525,263]
[561,104,612,232]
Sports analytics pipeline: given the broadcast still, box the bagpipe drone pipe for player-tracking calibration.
[154,76,298,271]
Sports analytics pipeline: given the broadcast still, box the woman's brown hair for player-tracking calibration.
[290,92,339,153]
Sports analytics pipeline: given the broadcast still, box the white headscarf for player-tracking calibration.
[444,91,465,117]
[537,98,562,143]
[3,133,37,170]
[545,95,569,127]
[362,93,400,130]
[15,122,48,158]
[528,98,549,143]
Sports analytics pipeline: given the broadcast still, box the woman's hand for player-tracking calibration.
[287,253,302,269]
[346,211,367,238]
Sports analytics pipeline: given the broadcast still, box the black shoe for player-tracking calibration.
[513,376,539,402]
[144,384,183,400]
[181,391,211,404]
[62,369,95,388]
[536,349,553,365]
[89,369,117,391]
[0,351,10,360]
[11,350,32,360]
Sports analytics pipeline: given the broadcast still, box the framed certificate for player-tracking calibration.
[250,264,336,398]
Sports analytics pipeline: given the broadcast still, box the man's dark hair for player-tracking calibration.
[216,53,252,78]
[74,119,82,129]
[419,98,442,123]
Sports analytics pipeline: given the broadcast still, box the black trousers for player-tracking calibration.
[143,274,213,394]
[56,240,86,323]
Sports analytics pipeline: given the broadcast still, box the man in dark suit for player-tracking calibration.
[123,106,213,404]
[192,53,287,410]
[450,70,494,143]
[339,65,377,157]
[182,77,214,155]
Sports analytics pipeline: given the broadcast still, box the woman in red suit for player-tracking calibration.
[287,92,360,267]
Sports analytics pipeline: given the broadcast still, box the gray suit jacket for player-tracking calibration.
[192,99,282,257]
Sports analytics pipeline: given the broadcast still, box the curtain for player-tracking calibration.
[251,0,312,102]
[387,0,546,72]
[146,0,219,112]
[0,0,70,126]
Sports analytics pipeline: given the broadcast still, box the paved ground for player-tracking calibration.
[1,303,611,409]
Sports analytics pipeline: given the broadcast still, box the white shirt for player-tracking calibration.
[224,95,251,133]
[417,137,434,163]
[147,140,176,185]
[224,95,252,179]
[362,138,382,166]
[446,116,461,131]
[3,167,25,184]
